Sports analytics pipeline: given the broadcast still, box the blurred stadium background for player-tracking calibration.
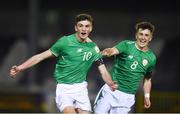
[0,0,180,113]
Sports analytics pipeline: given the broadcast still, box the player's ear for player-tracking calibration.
[135,33,138,40]
[149,37,152,41]
[89,26,92,32]
[149,34,153,41]
[89,23,93,32]
[75,25,77,32]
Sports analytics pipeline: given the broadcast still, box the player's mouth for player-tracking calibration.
[140,41,145,44]
[139,40,147,46]
[80,32,88,38]
[81,32,87,36]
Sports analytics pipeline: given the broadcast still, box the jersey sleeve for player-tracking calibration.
[93,45,103,61]
[114,40,128,53]
[145,55,156,76]
[50,36,67,57]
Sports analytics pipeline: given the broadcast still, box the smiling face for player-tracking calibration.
[135,28,152,51]
[135,22,155,51]
[75,20,92,42]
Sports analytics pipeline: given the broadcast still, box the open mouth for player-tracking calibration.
[81,32,87,35]
[140,42,145,44]
[139,40,146,44]
[139,41,148,47]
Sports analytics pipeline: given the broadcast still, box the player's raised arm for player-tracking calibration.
[9,49,54,78]
[101,47,119,57]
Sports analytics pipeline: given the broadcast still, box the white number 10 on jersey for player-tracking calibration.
[83,52,92,61]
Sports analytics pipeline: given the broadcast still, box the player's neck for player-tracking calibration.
[75,34,87,43]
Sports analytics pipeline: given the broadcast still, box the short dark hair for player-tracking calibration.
[75,13,93,25]
[135,22,155,34]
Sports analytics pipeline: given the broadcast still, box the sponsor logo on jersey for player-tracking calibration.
[142,59,148,66]
[77,48,82,52]
[94,46,100,53]
[128,55,133,59]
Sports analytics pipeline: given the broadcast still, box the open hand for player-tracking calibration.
[101,48,112,56]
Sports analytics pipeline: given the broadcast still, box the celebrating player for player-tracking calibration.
[94,22,156,114]
[10,13,117,114]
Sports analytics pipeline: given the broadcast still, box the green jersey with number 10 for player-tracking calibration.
[50,34,102,84]
[110,40,156,94]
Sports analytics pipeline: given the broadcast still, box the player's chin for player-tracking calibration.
[80,35,88,39]
[139,44,147,48]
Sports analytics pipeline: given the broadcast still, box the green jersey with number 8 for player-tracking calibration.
[50,34,102,84]
[111,40,156,94]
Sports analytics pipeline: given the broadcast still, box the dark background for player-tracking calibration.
[0,0,180,113]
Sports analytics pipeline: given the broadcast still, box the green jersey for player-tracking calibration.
[50,34,102,84]
[110,40,156,94]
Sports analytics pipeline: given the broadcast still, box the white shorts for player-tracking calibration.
[55,81,91,112]
[94,84,135,114]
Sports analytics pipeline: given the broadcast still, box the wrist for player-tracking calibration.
[144,93,150,98]
[107,81,113,86]
[18,65,24,71]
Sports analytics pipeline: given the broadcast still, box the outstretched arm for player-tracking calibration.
[143,77,152,109]
[101,47,119,57]
[9,49,54,78]
[96,59,118,91]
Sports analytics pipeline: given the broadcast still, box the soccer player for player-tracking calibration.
[94,22,156,114]
[9,13,117,114]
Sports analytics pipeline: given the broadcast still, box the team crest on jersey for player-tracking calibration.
[77,48,82,52]
[94,46,100,53]
[142,59,148,66]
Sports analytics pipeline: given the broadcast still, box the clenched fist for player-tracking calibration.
[9,66,21,79]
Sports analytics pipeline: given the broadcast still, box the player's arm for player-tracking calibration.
[95,58,118,91]
[10,49,55,78]
[101,47,119,57]
[143,73,152,109]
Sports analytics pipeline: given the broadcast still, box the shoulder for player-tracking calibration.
[124,40,135,44]
[57,34,74,42]
[62,34,74,40]
[86,37,93,42]
[148,49,157,64]
[86,37,97,46]
[115,40,134,48]
[52,35,71,48]
[118,40,134,45]
[57,35,67,41]
[86,38,100,53]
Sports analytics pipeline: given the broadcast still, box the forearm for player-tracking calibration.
[143,78,152,98]
[18,50,53,71]
[98,64,114,85]
[18,54,44,70]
